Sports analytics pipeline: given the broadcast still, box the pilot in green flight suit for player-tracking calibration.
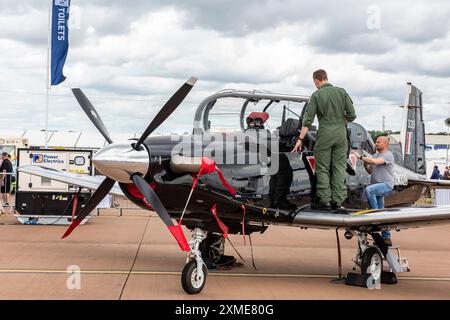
[292,69,356,210]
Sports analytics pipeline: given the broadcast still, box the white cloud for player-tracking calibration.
[1,1,450,148]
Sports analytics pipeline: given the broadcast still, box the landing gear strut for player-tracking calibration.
[200,233,225,264]
[345,231,409,288]
[181,228,208,294]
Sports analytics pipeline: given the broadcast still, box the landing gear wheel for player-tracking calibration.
[200,233,225,263]
[181,260,208,295]
[361,247,383,279]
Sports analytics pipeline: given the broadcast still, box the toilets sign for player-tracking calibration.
[51,0,71,86]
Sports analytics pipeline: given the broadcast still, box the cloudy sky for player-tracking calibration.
[1,0,450,147]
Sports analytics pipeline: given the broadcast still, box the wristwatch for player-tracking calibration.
[298,137,304,141]
[359,155,364,160]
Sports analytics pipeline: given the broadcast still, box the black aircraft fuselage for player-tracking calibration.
[116,95,423,233]
[69,82,428,237]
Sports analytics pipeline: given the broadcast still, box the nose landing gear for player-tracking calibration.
[181,228,208,294]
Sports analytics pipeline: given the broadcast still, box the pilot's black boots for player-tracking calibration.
[312,201,332,210]
[331,202,349,214]
[331,202,343,210]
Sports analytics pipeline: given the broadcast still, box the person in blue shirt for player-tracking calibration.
[430,165,440,179]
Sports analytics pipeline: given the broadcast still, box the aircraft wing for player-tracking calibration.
[18,165,124,196]
[408,178,450,189]
[358,150,450,189]
[292,206,450,231]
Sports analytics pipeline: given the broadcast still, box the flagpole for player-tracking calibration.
[45,0,52,148]
[447,102,450,168]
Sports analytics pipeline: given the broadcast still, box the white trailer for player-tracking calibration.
[15,148,96,225]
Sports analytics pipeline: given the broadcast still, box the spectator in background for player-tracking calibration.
[1,152,13,206]
[430,165,441,179]
[443,167,450,180]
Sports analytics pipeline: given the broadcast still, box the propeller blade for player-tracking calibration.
[72,88,114,144]
[131,174,190,251]
[134,77,197,149]
[131,174,174,226]
[62,177,116,239]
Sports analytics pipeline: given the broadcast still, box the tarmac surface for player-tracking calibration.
[0,208,450,300]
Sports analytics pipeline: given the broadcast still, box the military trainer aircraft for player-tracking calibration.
[19,78,450,294]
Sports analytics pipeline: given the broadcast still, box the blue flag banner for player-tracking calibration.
[51,0,71,86]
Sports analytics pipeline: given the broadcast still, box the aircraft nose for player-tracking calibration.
[92,141,150,183]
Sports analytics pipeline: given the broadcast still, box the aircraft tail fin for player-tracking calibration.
[399,82,426,175]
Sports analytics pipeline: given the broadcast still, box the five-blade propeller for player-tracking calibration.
[65,77,197,248]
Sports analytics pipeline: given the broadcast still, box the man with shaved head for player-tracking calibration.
[353,135,395,245]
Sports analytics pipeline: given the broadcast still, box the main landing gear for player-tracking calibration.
[199,233,225,265]
[345,231,410,288]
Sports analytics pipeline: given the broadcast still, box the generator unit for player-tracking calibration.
[15,147,94,225]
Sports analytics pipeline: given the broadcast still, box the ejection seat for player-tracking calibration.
[278,118,316,152]
[278,118,355,175]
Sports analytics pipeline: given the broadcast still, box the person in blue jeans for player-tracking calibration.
[352,136,394,246]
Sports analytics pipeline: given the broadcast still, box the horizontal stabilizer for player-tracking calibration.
[408,178,450,189]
